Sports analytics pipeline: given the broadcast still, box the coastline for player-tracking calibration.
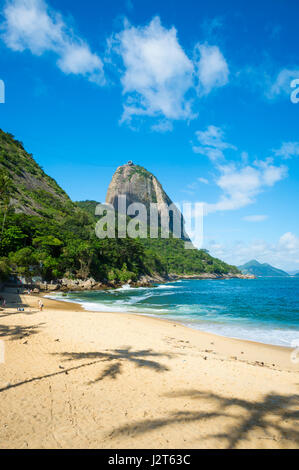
[46,288,297,350]
[0,291,298,449]
[45,293,295,361]
[29,272,255,294]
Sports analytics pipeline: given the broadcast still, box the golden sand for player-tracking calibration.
[0,292,298,449]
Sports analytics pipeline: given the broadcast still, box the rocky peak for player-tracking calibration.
[106,163,189,240]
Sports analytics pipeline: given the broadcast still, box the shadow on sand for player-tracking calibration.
[0,346,174,392]
[0,322,43,341]
[57,347,173,383]
[0,309,40,319]
[107,388,299,448]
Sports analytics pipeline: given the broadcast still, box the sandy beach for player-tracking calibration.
[0,290,298,449]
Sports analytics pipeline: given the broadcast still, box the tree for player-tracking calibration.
[61,240,95,279]
[0,225,27,256]
[9,247,38,283]
[33,235,63,257]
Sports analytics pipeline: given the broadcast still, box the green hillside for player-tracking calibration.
[75,200,100,218]
[0,129,75,219]
[0,129,240,285]
[238,260,289,277]
[142,238,239,275]
[77,201,239,276]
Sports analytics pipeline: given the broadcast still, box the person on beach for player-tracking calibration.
[38,299,44,311]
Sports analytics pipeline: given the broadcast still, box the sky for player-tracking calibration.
[0,0,299,271]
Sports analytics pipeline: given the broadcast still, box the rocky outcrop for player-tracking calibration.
[22,270,256,294]
[167,273,256,281]
[137,273,168,286]
[37,278,105,292]
[106,162,189,240]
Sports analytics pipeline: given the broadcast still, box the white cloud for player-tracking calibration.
[109,17,229,127]
[57,44,103,80]
[111,16,195,124]
[1,0,105,84]
[206,160,287,213]
[1,4,230,127]
[195,125,233,149]
[279,232,299,252]
[242,215,268,222]
[192,125,288,213]
[207,232,299,271]
[193,146,225,161]
[267,68,299,98]
[255,158,288,185]
[192,125,236,161]
[2,0,62,54]
[194,43,229,95]
[274,142,299,159]
[198,177,209,184]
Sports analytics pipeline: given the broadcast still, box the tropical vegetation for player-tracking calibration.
[0,129,239,284]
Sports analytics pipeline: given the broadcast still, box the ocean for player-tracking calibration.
[49,277,299,348]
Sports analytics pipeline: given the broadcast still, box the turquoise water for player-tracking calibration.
[50,278,299,347]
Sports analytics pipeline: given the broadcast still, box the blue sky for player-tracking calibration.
[0,0,299,270]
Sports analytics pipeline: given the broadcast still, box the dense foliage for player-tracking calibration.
[75,200,100,217]
[0,129,240,284]
[75,201,239,275]
[141,238,239,275]
[0,207,164,283]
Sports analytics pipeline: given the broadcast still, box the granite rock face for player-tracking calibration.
[106,162,189,240]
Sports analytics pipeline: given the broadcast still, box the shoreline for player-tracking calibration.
[48,292,294,354]
[4,286,298,354]
[0,291,298,448]
[22,272,255,294]
[45,289,296,351]
[2,290,299,371]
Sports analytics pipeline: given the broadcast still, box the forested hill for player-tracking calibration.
[0,129,240,284]
[0,129,75,218]
[238,260,289,277]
